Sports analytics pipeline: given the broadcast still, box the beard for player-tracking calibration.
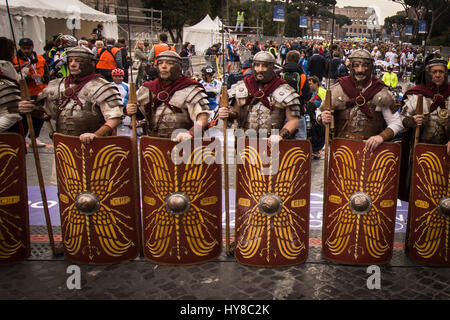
[350,68,372,87]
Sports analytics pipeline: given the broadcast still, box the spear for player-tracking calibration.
[326,3,336,90]
[219,19,231,256]
[322,89,332,244]
[5,0,62,255]
[125,0,143,256]
[323,3,336,235]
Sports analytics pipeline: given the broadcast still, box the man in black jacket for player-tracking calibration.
[328,50,346,86]
[116,38,130,83]
[282,50,312,139]
[307,48,326,82]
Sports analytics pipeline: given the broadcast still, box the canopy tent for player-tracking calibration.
[0,0,118,54]
[183,14,229,54]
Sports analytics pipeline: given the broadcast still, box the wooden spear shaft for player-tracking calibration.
[322,90,332,239]
[126,0,143,256]
[19,80,60,255]
[413,94,423,146]
[220,85,231,256]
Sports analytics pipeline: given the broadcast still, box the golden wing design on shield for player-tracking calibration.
[55,143,85,257]
[413,151,449,260]
[180,146,219,257]
[87,145,134,257]
[143,145,219,260]
[327,147,396,259]
[273,147,308,260]
[238,146,307,262]
[327,146,360,256]
[0,143,24,258]
[55,143,83,198]
[362,150,397,258]
[56,143,134,260]
[143,145,176,258]
[237,146,268,260]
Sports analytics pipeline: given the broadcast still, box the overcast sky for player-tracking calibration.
[335,0,404,23]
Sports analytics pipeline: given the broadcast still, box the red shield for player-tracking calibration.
[140,137,222,265]
[235,139,311,267]
[323,138,401,265]
[406,143,450,266]
[53,133,140,265]
[0,133,29,265]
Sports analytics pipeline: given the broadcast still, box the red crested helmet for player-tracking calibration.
[112,68,124,76]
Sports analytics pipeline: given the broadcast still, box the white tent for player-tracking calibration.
[183,14,229,54]
[0,0,118,54]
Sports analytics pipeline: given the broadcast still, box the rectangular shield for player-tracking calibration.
[406,143,450,266]
[140,136,222,265]
[0,133,30,265]
[235,139,312,267]
[323,138,401,265]
[53,133,140,265]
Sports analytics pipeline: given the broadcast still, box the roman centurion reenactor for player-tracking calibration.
[401,58,450,154]
[217,50,301,144]
[399,58,450,266]
[318,49,404,152]
[18,45,123,143]
[0,37,22,133]
[126,50,210,141]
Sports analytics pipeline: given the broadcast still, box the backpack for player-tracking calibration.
[337,62,348,78]
[96,47,117,69]
[280,45,287,56]
[282,72,306,95]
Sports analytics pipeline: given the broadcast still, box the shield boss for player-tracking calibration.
[258,193,282,216]
[438,197,450,219]
[349,192,372,215]
[74,192,101,215]
[165,192,191,215]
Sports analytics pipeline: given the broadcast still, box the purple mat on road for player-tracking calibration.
[28,186,409,232]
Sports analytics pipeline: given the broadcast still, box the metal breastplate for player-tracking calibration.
[420,108,449,144]
[241,101,285,134]
[150,104,193,138]
[335,102,385,140]
[56,100,105,136]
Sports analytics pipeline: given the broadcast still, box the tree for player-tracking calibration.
[392,0,449,41]
[141,0,211,43]
[335,14,352,27]
[335,14,352,38]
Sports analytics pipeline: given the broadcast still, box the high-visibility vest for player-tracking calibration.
[318,86,326,101]
[237,11,244,22]
[382,72,398,88]
[153,43,175,64]
[13,53,47,97]
[96,47,119,70]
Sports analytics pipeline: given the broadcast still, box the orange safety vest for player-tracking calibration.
[153,43,175,64]
[13,54,47,97]
[96,47,119,70]
[299,73,306,96]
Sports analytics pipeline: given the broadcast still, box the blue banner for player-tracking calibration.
[313,21,320,32]
[299,16,308,28]
[273,5,285,22]
[394,30,400,37]
[405,25,413,36]
[418,20,427,34]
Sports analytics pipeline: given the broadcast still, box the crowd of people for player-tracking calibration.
[0,27,449,158]
[0,24,449,268]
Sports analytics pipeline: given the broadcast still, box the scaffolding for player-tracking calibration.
[225,19,264,39]
[115,6,162,44]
